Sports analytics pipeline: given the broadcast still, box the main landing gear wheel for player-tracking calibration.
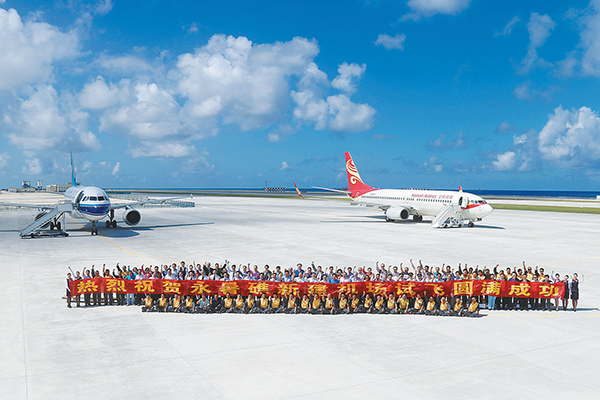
[413,215,423,222]
[468,221,474,228]
[49,222,55,230]
[111,220,117,228]
[106,220,111,229]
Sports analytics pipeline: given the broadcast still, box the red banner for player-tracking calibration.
[70,278,564,299]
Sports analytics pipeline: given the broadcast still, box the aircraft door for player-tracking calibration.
[75,190,84,210]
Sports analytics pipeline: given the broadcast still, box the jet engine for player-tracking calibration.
[122,209,141,226]
[385,207,410,220]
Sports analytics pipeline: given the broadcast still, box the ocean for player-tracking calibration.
[108,187,600,199]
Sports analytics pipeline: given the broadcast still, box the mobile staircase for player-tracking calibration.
[20,202,73,238]
[431,204,464,228]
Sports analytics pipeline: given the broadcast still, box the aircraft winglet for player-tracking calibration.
[293,182,304,198]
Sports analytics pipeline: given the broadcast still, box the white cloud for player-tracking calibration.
[332,62,366,94]
[79,76,125,109]
[492,151,516,171]
[22,158,42,175]
[129,142,196,158]
[111,161,121,176]
[82,160,93,173]
[180,156,214,175]
[538,106,600,166]
[279,161,291,171]
[94,0,113,16]
[187,22,199,34]
[374,33,406,50]
[326,94,376,133]
[428,131,465,148]
[513,81,556,100]
[520,13,555,74]
[402,0,471,21]
[496,16,521,36]
[100,82,182,140]
[176,35,317,130]
[421,156,444,173]
[496,121,516,134]
[3,84,100,152]
[0,8,79,90]
[491,105,600,171]
[0,152,10,171]
[558,1,600,77]
[97,55,153,73]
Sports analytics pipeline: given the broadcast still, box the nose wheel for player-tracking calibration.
[91,221,98,235]
[105,210,117,229]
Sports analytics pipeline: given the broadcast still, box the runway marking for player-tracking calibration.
[535,315,560,317]
[585,314,600,317]
[486,314,512,317]
[69,217,179,264]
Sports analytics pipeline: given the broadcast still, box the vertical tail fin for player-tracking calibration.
[70,151,78,187]
[344,152,374,198]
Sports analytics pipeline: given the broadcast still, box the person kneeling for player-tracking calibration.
[141,294,155,312]
[438,296,450,316]
[409,293,424,314]
[156,294,168,312]
[424,296,437,316]
[196,294,211,313]
[462,296,480,317]
[297,294,310,314]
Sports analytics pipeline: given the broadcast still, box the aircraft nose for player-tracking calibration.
[482,204,493,217]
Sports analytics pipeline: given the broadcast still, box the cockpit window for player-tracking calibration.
[83,196,89,201]
[89,196,98,201]
[98,196,105,201]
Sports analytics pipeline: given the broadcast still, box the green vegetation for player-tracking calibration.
[491,203,600,214]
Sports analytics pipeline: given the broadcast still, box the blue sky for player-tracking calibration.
[1,0,600,190]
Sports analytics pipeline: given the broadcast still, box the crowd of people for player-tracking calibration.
[65,259,584,313]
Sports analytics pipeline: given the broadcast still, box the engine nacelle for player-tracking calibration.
[122,209,141,226]
[385,207,410,220]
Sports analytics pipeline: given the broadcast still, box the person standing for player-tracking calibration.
[571,273,583,312]
[66,272,73,308]
[562,275,570,311]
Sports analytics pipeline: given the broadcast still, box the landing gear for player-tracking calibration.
[413,215,423,222]
[385,217,392,222]
[468,221,475,228]
[91,221,98,235]
[105,210,117,229]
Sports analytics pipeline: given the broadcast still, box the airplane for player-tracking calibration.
[314,152,493,228]
[1,152,185,237]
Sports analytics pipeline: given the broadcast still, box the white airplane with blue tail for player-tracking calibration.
[2,152,182,237]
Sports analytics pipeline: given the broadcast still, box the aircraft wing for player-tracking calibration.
[0,202,56,211]
[109,196,190,210]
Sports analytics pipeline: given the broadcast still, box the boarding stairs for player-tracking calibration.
[431,204,462,228]
[20,202,73,238]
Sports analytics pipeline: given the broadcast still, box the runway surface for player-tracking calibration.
[1,194,599,399]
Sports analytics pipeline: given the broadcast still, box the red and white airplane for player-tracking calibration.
[324,152,493,228]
